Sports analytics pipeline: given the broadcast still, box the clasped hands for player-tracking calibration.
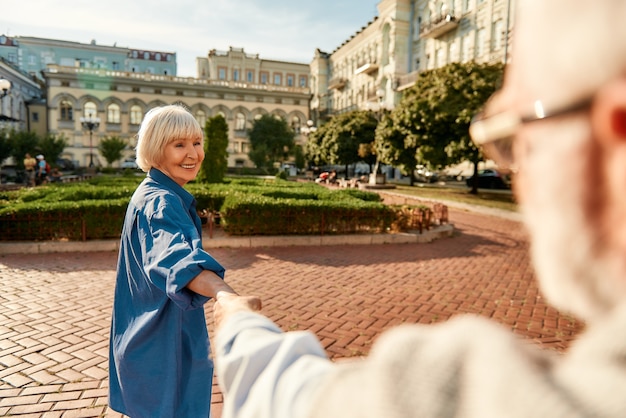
[214,291,262,330]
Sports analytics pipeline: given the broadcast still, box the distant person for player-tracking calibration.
[23,153,36,186]
[35,155,47,185]
[49,167,62,183]
[211,1,626,417]
[108,104,259,418]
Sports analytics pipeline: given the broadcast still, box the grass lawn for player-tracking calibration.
[391,183,519,212]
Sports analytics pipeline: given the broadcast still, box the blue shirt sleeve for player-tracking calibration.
[141,190,225,310]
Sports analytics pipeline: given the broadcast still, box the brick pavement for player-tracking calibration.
[0,208,584,417]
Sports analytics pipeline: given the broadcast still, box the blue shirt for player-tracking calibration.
[109,168,225,418]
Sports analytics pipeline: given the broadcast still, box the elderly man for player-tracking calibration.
[212,0,626,416]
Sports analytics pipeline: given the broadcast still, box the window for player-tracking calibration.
[493,20,505,50]
[436,48,446,67]
[84,101,97,118]
[233,69,240,81]
[274,73,282,85]
[299,75,308,88]
[112,61,120,70]
[476,28,486,57]
[291,116,301,133]
[218,67,227,80]
[450,42,458,62]
[107,103,121,124]
[287,74,294,87]
[32,112,39,122]
[196,110,206,127]
[260,72,269,84]
[143,52,150,59]
[246,70,254,82]
[130,105,143,125]
[461,34,472,62]
[235,113,246,131]
[60,100,73,121]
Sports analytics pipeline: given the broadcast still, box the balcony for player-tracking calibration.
[396,71,420,91]
[328,77,347,90]
[420,12,459,39]
[354,62,379,76]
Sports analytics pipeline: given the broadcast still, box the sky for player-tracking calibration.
[2,0,381,77]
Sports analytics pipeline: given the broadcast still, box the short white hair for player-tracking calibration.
[135,105,203,172]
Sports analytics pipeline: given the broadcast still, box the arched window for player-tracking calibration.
[195,110,206,127]
[291,116,301,134]
[235,113,246,131]
[83,101,97,118]
[130,105,143,125]
[107,103,121,124]
[60,100,73,121]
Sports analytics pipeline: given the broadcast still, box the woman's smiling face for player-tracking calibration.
[156,134,205,186]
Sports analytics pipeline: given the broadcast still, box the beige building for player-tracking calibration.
[43,47,310,168]
[0,59,43,136]
[310,0,515,125]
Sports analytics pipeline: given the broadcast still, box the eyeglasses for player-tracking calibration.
[469,96,593,172]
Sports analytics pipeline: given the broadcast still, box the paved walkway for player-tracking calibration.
[0,207,584,417]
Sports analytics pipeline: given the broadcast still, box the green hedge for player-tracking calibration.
[219,190,393,236]
[0,176,436,241]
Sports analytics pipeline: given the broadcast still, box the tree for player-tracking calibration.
[248,114,295,171]
[38,133,68,169]
[305,110,378,176]
[199,114,229,183]
[8,130,40,169]
[376,62,504,193]
[99,136,128,167]
[374,115,419,185]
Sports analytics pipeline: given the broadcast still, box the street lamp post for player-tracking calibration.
[370,89,386,185]
[0,78,10,99]
[0,79,11,119]
[80,113,100,168]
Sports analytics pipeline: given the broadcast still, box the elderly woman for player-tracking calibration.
[108,105,258,418]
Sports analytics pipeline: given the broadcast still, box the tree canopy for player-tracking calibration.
[199,114,229,183]
[305,110,378,172]
[376,62,504,187]
[247,114,295,171]
[99,136,128,167]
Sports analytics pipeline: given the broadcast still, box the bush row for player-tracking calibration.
[0,176,437,241]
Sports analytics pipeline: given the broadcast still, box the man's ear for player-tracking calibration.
[591,77,626,147]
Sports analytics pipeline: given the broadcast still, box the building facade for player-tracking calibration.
[310,0,515,125]
[3,0,515,170]
[0,35,177,81]
[0,58,44,135]
[43,47,310,168]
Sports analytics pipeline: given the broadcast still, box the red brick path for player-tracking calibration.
[0,208,584,417]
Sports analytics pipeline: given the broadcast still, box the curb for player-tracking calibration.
[0,224,455,255]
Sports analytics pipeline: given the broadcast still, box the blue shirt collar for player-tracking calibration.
[147,168,195,209]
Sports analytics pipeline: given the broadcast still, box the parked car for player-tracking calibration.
[414,165,438,183]
[56,158,75,171]
[0,165,24,184]
[466,168,510,190]
[121,159,139,169]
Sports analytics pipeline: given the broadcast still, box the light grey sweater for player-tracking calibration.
[216,307,626,418]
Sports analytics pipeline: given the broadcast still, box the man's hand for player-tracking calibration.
[214,291,262,331]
